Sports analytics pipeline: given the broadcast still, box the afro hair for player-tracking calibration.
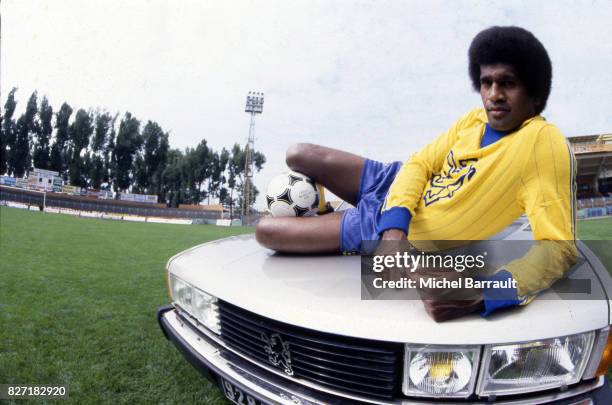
[468,26,552,114]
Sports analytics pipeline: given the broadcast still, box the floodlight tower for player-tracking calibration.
[242,91,264,216]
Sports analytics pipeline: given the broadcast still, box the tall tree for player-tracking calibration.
[10,92,39,177]
[33,96,53,170]
[253,151,266,171]
[227,144,266,214]
[113,112,141,192]
[225,143,244,215]
[1,87,18,175]
[88,111,113,189]
[135,120,169,195]
[162,148,185,207]
[68,109,93,187]
[103,114,118,188]
[181,147,199,203]
[192,139,212,203]
[11,115,29,177]
[133,154,147,193]
[245,150,266,211]
[209,148,229,205]
[91,111,112,152]
[236,179,260,213]
[50,102,73,177]
[153,126,169,198]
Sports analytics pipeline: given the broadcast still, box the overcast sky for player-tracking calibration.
[2,0,611,207]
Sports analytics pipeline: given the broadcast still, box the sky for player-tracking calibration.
[2,0,612,208]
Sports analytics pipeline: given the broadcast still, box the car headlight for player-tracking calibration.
[477,331,595,396]
[168,274,220,334]
[403,345,480,398]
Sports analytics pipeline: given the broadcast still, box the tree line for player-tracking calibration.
[0,89,265,212]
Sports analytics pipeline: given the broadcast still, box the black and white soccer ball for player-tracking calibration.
[266,171,319,217]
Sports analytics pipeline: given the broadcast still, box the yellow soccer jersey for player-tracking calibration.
[380,108,577,298]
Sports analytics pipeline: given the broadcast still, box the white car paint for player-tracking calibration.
[167,232,609,345]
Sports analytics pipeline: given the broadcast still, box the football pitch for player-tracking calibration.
[0,206,611,403]
[0,207,251,404]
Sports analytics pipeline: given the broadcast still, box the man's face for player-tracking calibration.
[479,64,538,131]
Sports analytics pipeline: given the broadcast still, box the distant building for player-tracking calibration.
[179,203,227,218]
[568,134,611,198]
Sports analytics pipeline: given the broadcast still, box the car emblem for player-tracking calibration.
[261,332,294,376]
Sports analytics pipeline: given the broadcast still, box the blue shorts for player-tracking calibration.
[340,159,402,253]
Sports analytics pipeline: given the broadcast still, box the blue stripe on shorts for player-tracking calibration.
[340,159,402,253]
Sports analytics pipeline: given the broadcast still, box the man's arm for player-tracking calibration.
[481,125,578,315]
[508,125,578,296]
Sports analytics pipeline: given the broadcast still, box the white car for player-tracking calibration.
[158,218,612,404]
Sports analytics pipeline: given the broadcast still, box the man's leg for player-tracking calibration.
[285,143,365,206]
[256,211,343,253]
[256,143,366,253]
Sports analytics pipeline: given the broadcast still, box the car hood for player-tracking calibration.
[168,234,610,345]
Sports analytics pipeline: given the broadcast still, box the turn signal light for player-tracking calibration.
[595,330,612,376]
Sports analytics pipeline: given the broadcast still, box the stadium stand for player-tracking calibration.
[568,133,611,218]
[0,185,224,221]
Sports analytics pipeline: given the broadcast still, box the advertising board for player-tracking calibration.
[31,168,59,178]
[98,190,113,199]
[119,193,158,204]
[62,185,81,195]
[16,178,29,188]
[0,176,16,186]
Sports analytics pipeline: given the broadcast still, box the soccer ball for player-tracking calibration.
[266,171,319,217]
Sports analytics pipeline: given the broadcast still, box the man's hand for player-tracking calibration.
[381,229,406,241]
[375,230,484,321]
[422,296,484,322]
[409,269,484,322]
[376,229,408,282]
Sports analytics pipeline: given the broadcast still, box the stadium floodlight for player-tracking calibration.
[242,91,264,218]
[245,91,264,114]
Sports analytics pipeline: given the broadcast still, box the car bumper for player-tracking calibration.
[158,305,612,405]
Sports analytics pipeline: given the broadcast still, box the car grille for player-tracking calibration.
[218,300,404,399]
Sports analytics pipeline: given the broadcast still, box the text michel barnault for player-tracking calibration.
[372,276,518,290]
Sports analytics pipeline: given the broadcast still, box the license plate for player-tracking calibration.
[219,377,268,405]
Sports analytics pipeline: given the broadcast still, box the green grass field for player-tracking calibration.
[0,207,252,404]
[578,217,612,239]
[0,207,610,403]
[577,217,612,274]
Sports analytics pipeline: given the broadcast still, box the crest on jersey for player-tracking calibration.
[423,151,477,206]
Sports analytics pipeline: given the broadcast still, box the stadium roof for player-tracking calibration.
[568,134,611,177]
[567,133,612,144]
